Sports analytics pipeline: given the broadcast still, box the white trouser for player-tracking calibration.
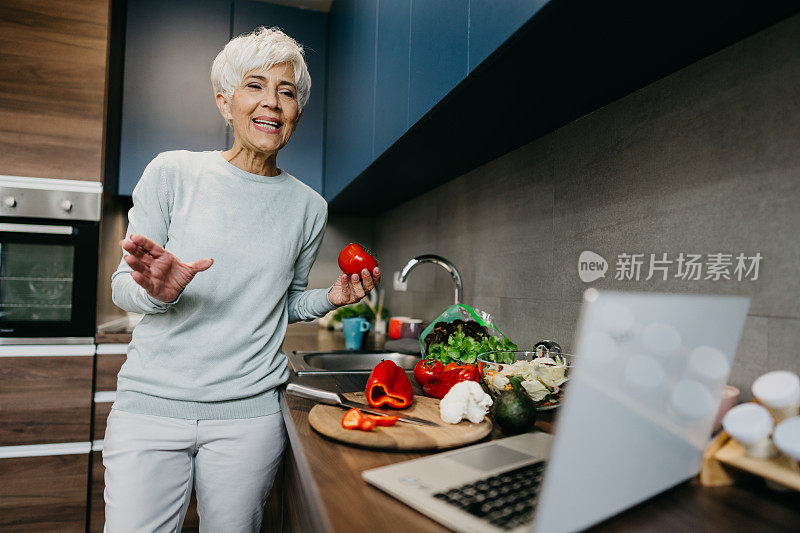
[103,408,286,533]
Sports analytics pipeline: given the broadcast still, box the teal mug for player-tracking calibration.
[343,317,371,350]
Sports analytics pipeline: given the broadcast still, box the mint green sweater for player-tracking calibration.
[111,150,337,419]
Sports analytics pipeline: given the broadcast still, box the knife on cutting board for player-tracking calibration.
[285,383,442,427]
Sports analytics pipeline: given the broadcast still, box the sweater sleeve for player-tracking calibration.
[286,205,339,323]
[111,154,182,314]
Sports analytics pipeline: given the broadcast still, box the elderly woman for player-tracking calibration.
[104,27,378,532]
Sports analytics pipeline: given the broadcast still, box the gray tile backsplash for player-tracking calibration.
[316,13,800,398]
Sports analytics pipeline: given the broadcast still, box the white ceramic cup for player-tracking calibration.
[722,402,777,459]
[752,370,800,423]
[773,416,800,463]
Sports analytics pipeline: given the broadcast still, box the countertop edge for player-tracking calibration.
[279,390,334,533]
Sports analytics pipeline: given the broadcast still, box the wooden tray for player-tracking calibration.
[308,392,492,451]
[701,431,800,491]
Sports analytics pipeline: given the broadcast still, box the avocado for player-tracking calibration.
[492,388,537,435]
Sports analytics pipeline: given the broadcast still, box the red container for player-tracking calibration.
[388,317,409,340]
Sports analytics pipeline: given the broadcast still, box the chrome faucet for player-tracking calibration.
[399,255,463,305]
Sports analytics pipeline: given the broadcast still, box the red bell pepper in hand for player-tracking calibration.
[366,360,414,409]
[422,364,480,399]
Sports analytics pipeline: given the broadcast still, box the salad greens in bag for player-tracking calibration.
[420,304,517,364]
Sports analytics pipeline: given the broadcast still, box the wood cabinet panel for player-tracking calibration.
[0,452,88,532]
[89,450,104,533]
[0,356,93,446]
[93,401,113,442]
[0,0,108,180]
[96,353,126,391]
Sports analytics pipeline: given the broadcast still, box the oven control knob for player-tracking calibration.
[3,196,16,208]
[60,199,74,212]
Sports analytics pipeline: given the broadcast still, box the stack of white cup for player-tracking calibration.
[722,370,800,466]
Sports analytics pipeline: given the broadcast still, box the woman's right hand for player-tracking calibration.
[120,233,213,303]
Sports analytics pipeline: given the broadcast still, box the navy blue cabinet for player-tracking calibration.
[374,0,411,157]
[323,0,550,201]
[118,0,328,196]
[323,0,378,200]
[468,0,549,71]
[409,0,469,126]
[118,0,230,196]
[232,1,328,193]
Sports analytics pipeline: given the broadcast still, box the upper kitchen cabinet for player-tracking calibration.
[115,0,328,196]
[232,1,328,194]
[408,0,468,126]
[468,0,548,71]
[329,0,800,214]
[117,0,230,196]
[323,0,377,201]
[374,0,410,158]
[0,0,108,181]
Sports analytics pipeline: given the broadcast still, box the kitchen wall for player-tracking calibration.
[347,12,800,398]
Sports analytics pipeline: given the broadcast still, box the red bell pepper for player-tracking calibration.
[341,407,364,429]
[365,360,414,409]
[342,408,390,431]
[359,415,376,430]
[422,364,480,399]
[368,414,399,426]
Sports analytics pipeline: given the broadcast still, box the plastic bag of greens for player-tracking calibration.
[419,304,517,364]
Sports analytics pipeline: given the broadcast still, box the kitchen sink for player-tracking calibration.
[287,350,420,375]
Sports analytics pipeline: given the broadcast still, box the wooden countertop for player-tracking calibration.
[281,323,800,533]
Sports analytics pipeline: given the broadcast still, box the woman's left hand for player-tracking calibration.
[328,267,381,306]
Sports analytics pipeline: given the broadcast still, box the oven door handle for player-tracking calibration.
[0,222,73,235]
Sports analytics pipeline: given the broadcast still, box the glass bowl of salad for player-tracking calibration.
[477,350,575,411]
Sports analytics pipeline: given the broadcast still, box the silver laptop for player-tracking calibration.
[362,290,750,533]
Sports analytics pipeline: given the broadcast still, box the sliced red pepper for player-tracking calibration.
[359,416,376,430]
[367,414,399,427]
[341,407,363,429]
[365,360,414,409]
[422,365,480,399]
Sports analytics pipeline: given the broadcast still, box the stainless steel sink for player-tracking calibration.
[287,350,420,375]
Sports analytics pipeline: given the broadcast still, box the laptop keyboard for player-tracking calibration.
[433,461,546,530]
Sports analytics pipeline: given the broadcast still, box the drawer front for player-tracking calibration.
[96,353,126,391]
[0,356,93,446]
[0,451,88,532]
[93,400,113,441]
[89,448,200,532]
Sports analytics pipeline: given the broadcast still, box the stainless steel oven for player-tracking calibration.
[0,176,102,344]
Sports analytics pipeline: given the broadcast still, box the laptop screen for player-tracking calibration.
[534,290,749,533]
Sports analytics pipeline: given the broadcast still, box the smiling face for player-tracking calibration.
[216,62,302,157]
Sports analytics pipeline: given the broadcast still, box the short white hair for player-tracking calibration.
[211,26,311,124]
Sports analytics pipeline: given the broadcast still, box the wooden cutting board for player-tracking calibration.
[308,392,492,451]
